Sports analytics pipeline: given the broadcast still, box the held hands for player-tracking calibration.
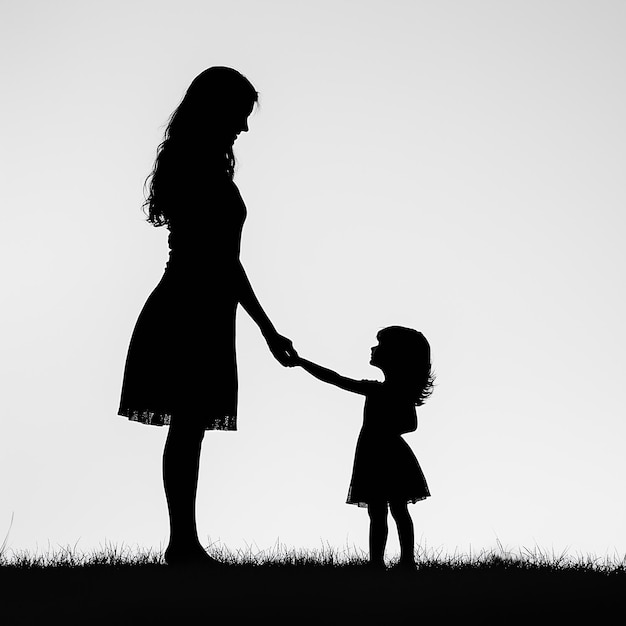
[265,332,299,367]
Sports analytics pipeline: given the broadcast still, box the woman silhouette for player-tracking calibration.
[118,67,296,566]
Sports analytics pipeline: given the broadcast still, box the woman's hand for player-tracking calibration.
[265,332,298,366]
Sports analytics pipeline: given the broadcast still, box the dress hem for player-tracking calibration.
[118,408,237,431]
[346,495,430,508]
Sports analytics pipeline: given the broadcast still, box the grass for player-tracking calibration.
[2,540,625,623]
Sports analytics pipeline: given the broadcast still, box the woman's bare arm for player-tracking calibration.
[236,261,295,364]
[237,261,275,335]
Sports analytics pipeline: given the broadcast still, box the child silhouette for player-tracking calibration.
[294,326,434,572]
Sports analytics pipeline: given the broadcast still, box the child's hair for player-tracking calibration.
[377,326,435,406]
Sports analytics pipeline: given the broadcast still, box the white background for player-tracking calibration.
[2,0,625,560]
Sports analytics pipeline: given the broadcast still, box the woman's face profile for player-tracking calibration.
[224,101,254,146]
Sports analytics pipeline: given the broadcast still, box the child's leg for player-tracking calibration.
[389,500,415,566]
[367,501,389,568]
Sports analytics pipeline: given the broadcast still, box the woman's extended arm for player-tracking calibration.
[237,260,295,365]
[296,358,371,395]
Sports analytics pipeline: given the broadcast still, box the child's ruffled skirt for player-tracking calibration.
[346,429,430,507]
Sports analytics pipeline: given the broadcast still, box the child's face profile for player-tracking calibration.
[370,339,386,369]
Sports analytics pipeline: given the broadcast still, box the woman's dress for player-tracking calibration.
[346,381,430,506]
[118,178,246,430]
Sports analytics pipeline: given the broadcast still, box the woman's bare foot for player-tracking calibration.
[164,543,223,567]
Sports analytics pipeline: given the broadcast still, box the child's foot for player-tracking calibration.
[164,543,223,568]
[389,560,418,575]
[366,560,386,573]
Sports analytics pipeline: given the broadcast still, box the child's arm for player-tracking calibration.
[296,358,372,395]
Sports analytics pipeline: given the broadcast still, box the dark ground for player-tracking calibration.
[2,562,624,624]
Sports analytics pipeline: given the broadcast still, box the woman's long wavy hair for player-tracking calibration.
[377,326,435,406]
[144,67,258,227]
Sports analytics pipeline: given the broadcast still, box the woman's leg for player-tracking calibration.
[389,500,415,567]
[367,501,389,568]
[162,419,214,563]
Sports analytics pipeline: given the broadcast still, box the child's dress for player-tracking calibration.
[346,381,430,507]
[118,176,246,431]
